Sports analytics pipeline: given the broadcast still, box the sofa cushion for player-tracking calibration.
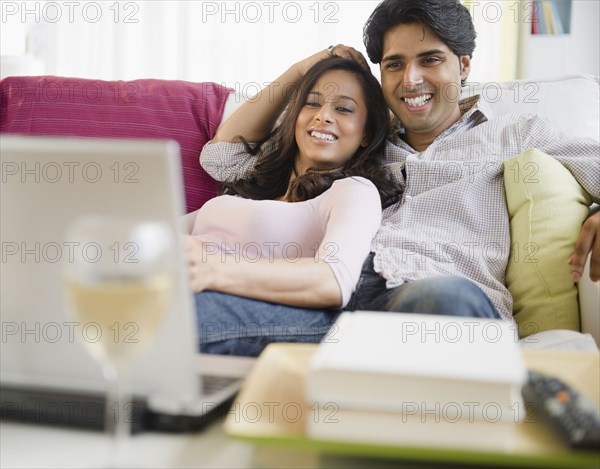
[504,149,592,338]
[465,75,600,142]
[0,76,232,213]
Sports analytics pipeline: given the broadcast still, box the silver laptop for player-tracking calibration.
[0,135,254,432]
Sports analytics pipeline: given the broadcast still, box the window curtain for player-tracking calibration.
[3,1,517,85]
[12,1,376,88]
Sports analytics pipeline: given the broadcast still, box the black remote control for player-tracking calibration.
[522,371,600,451]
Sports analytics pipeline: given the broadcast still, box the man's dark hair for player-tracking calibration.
[363,0,477,64]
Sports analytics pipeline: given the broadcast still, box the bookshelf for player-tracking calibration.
[531,0,572,35]
[516,0,599,79]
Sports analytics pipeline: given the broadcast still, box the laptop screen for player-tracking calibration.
[1,136,199,408]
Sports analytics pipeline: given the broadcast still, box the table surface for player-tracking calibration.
[0,420,447,469]
[2,349,599,469]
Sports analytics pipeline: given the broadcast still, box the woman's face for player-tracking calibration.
[294,69,369,175]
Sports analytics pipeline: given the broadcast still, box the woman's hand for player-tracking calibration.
[184,235,215,293]
[183,233,342,307]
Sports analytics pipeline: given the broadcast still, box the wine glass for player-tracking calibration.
[63,215,174,466]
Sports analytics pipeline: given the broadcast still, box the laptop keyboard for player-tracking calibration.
[201,374,240,396]
[1,375,244,433]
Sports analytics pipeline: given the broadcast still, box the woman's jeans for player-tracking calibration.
[195,254,500,356]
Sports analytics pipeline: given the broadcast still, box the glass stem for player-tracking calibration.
[103,364,130,466]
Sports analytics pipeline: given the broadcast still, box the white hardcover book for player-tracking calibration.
[307,312,527,421]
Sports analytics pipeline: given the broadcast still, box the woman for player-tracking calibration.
[185,55,399,314]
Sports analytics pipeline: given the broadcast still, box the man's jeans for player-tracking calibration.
[196,254,500,356]
[345,254,501,318]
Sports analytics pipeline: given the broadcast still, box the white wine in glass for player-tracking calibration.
[63,216,174,466]
[65,274,171,368]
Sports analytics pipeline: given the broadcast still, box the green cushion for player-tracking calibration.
[504,149,591,338]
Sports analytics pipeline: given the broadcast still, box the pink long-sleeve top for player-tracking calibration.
[191,176,382,307]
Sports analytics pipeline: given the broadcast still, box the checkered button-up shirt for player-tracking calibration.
[200,96,600,319]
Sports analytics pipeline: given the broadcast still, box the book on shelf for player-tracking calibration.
[531,1,539,35]
[549,0,564,34]
[306,312,527,420]
[542,0,556,34]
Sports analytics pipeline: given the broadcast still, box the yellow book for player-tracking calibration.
[542,0,556,34]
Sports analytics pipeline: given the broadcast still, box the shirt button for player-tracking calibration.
[376,244,384,250]
[405,195,412,199]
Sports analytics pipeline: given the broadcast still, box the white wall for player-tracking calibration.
[2,1,598,84]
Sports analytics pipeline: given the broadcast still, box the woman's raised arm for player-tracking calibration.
[211,46,369,143]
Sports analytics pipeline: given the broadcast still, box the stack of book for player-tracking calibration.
[306,312,528,450]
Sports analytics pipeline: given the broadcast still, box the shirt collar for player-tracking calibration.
[463,94,494,122]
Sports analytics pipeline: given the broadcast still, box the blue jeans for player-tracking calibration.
[195,292,341,357]
[345,254,501,318]
[195,254,500,356]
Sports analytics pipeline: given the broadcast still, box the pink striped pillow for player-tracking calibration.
[0,76,232,213]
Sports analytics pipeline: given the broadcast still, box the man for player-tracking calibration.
[197,0,599,356]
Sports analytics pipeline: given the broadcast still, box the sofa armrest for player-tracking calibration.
[219,92,245,128]
[1,76,232,213]
[580,260,599,347]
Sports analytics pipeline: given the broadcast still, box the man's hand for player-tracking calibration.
[568,211,600,282]
[327,44,370,71]
[293,44,370,77]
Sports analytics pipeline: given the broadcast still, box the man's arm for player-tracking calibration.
[520,115,600,282]
[200,46,370,183]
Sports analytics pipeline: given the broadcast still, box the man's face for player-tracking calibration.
[380,23,471,145]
